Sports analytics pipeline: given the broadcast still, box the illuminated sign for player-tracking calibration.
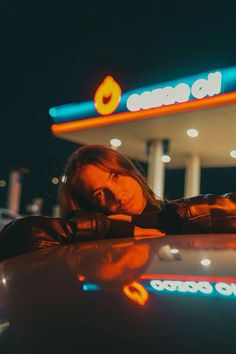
[126,72,221,112]
[50,66,236,134]
[151,280,212,295]
[80,276,236,299]
[141,274,236,299]
[94,76,122,115]
[82,283,101,291]
[123,281,149,306]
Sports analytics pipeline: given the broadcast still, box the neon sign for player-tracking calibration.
[94,76,122,115]
[148,279,236,298]
[126,72,222,112]
[80,276,236,299]
[50,66,236,134]
[123,281,149,306]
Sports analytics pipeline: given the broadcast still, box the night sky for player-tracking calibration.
[1,0,236,214]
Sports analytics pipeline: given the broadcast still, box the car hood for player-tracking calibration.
[0,234,236,353]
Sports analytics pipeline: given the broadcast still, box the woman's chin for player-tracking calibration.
[123,207,139,216]
[131,202,146,215]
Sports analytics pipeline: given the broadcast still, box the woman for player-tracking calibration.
[58,144,166,238]
[1,144,236,261]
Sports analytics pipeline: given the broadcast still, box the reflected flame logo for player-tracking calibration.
[123,281,149,306]
[94,76,122,115]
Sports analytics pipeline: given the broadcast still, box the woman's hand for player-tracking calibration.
[134,226,166,239]
[108,214,165,239]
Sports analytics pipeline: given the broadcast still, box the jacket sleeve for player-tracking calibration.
[131,193,236,234]
[132,208,183,234]
[0,212,134,261]
[167,193,236,234]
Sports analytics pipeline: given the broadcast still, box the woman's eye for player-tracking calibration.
[112,173,119,181]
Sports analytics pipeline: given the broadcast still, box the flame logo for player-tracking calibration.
[123,281,149,306]
[94,76,122,115]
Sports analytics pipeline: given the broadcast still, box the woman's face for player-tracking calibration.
[79,164,147,215]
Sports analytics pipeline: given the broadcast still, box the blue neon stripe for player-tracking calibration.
[82,283,101,291]
[49,101,99,123]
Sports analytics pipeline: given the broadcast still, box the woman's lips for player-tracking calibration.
[121,196,134,211]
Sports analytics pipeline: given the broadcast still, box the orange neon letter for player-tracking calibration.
[94,76,122,115]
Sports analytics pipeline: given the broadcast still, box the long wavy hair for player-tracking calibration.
[58,144,163,217]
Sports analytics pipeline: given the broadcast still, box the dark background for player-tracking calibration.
[1,0,236,214]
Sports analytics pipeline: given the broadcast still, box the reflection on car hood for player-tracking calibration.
[0,234,236,353]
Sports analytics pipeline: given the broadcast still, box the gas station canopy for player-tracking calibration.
[49,67,236,197]
[50,67,236,167]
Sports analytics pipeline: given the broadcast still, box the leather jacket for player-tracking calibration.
[1,193,236,261]
[133,193,236,234]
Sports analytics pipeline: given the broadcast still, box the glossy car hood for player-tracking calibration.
[0,234,236,354]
